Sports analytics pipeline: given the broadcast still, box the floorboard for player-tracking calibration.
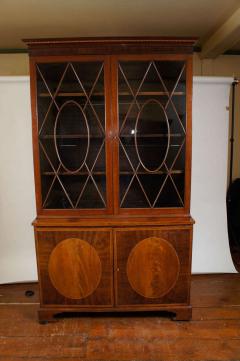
[0,274,240,361]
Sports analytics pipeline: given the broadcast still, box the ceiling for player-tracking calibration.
[1,0,240,57]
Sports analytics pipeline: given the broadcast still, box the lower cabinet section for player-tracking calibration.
[114,228,191,306]
[35,225,192,321]
[36,228,113,306]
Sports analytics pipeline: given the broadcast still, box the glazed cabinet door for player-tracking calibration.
[114,227,192,307]
[112,56,192,215]
[35,228,113,306]
[31,56,112,215]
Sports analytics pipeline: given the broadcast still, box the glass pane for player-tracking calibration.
[36,61,106,209]
[118,60,186,209]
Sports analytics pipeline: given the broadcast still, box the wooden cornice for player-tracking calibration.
[23,37,197,56]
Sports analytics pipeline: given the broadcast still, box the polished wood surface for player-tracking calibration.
[26,37,195,320]
[0,274,240,360]
[34,226,193,321]
[33,215,195,227]
[36,229,113,306]
[126,237,180,298]
[185,55,193,211]
[115,227,191,307]
[24,37,197,57]
[48,238,102,299]
[28,39,194,218]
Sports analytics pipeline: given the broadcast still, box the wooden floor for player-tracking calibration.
[0,274,240,361]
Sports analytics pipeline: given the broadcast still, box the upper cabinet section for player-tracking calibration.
[24,37,196,216]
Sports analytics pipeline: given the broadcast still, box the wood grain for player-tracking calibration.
[48,238,102,299]
[27,37,195,320]
[115,227,191,307]
[0,275,240,360]
[126,237,180,298]
[36,229,113,306]
[24,37,197,57]
[33,216,195,226]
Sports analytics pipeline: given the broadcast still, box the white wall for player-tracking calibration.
[0,76,236,284]
[0,77,37,283]
[191,77,236,273]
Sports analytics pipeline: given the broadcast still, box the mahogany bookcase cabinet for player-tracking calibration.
[24,37,196,323]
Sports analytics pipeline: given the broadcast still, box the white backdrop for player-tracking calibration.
[191,77,236,273]
[0,76,236,283]
[0,77,37,283]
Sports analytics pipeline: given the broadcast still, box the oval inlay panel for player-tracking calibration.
[48,238,102,299]
[54,100,89,173]
[126,237,180,298]
[135,99,170,173]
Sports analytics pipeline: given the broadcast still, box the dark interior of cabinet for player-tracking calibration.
[118,60,186,209]
[37,61,106,209]
[36,59,186,210]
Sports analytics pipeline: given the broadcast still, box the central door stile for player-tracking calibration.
[104,56,114,215]
[110,56,121,215]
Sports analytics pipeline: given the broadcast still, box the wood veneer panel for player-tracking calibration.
[114,227,192,306]
[36,228,113,306]
[126,237,180,298]
[48,238,102,299]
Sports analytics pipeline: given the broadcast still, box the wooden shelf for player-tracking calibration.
[120,133,183,138]
[42,170,183,176]
[120,170,183,175]
[119,91,185,96]
[39,92,104,97]
[122,144,183,147]
[42,171,105,176]
[39,91,185,97]
[39,134,184,139]
[39,134,103,139]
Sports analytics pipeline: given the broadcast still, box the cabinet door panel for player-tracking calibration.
[36,228,113,306]
[118,60,186,209]
[34,56,113,214]
[114,227,192,306]
[111,55,192,215]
